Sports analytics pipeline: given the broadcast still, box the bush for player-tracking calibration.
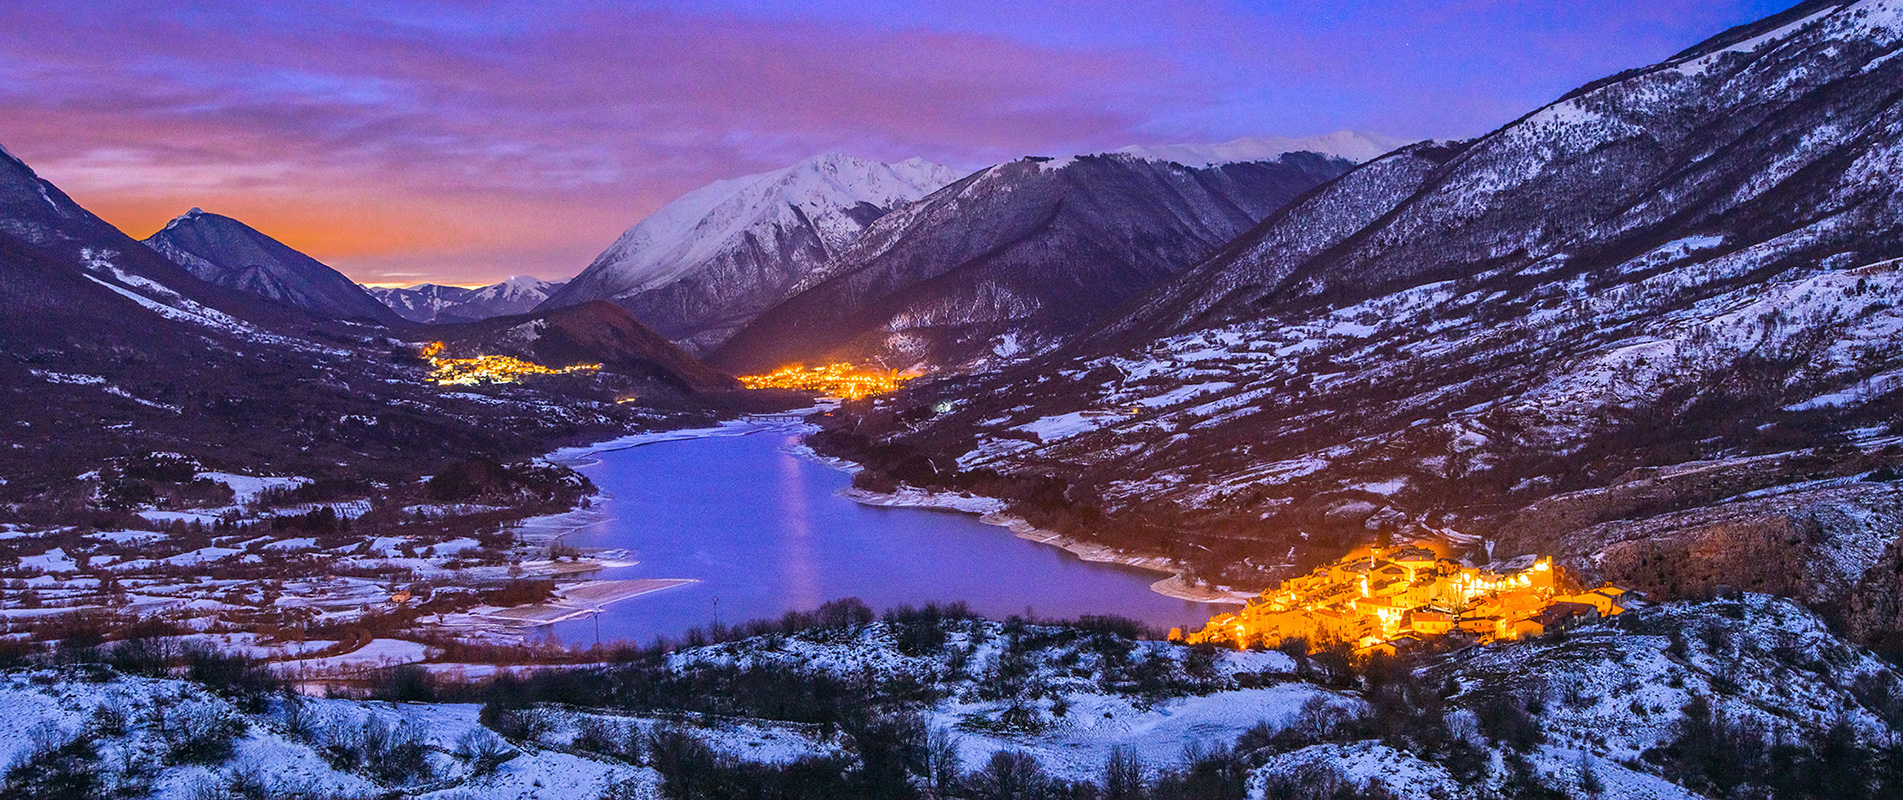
[318,715,436,786]
[372,664,437,702]
[2,727,103,799]
[454,728,517,777]
[1257,763,1400,800]
[150,698,246,766]
[966,750,1049,800]
[1151,742,1248,800]
[181,644,283,712]
[1474,692,1544,752]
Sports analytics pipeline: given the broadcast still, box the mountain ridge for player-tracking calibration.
[371,276,567,323]
[712,150,1357,374]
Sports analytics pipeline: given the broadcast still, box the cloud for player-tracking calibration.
[0,0,1792,284]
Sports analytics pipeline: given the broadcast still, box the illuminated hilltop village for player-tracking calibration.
[1179,544,1630,656]
[739,363,911,400]
[419,341,601,386]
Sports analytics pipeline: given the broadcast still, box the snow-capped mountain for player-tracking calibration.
[370,276,567,324]
[712,150,1356,374]
[816,0,1903,649]
[539,153,961,352]
[1115,130,1412,166]
[142,208,402,325]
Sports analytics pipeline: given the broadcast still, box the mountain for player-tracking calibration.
[812,0,1903,652]
[1115,130,1412,166]
[371,276,567,323]
[539,153,961,353]
[141,208,403,325]
[711,150,1357,374]
[0,144,686,504]
[427,301,740,394]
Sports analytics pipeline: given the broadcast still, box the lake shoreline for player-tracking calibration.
[832,484,1252,606]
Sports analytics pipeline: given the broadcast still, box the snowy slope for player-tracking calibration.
[2,597,1891,798]
[541,153,961,352]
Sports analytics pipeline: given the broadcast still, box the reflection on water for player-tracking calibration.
[776,443,821,611]
[544,424,1219,645]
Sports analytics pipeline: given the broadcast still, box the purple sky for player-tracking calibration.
[0,0,1792,285]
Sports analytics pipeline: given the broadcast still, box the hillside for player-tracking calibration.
[0,595,1894,798]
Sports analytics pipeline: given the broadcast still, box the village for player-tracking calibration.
[739,362,912,399]
[420,341,602,386]
[1176,543,1631,657]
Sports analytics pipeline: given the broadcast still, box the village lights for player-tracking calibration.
[1180,544,1630,657]
[419,341,601,386]
[738,363,912,399]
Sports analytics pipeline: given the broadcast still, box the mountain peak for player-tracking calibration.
[537,153,963,351]
[142,211,401,325]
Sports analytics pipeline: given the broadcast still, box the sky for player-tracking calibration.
[0,0,1794,286]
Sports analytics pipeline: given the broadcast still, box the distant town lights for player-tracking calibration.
[738,363,911,399]
[419,341,601,386]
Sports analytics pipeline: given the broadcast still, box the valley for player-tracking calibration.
[4,0,1903,797]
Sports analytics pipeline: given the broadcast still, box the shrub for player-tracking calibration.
[2,727,103,800]
[151,698,247,766]
[454,728,517,777]
[319,715,436,786]
[966,750,1049,800]
[372,664,437,702]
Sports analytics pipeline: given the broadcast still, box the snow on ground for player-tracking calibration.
[197,471,310,505]
[1016,412,1114,442]
[161,546,243,566]
[276,639,435,677]
[0,670,652,799]
[19,547,77,573]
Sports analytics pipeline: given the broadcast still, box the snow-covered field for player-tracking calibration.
[0,595,1891,798]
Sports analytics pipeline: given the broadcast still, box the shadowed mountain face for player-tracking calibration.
[712,151,1356,374]
[540,153,961,354]
[815,0,1903,648]
[141,208,403,325]
[371,277,567,324]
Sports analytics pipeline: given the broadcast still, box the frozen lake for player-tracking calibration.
[542,421,1219,645]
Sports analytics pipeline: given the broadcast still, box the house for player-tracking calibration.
[1406,609,1455,636]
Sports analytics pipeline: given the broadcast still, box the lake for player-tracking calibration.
[541,420,1220,645]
